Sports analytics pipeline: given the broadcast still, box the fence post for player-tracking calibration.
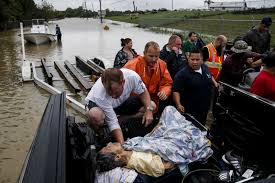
[220,15,224,35]
[251,15,255,28]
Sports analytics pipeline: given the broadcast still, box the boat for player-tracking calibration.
[19,19,56,45]
[29,56,105,113]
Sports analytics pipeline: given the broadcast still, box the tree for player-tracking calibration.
[39,1,55,20]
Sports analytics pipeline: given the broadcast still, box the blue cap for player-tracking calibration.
[261,17,272,26]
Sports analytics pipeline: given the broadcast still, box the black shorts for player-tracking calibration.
[86,96,143,116]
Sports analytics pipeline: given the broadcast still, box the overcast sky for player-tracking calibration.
[35,0,274,11]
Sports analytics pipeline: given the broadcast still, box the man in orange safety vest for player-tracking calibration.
[202,35,227,86]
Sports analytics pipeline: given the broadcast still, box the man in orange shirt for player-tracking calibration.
[124,41,173,113]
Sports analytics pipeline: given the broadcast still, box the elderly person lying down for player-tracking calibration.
[96,106,213,177]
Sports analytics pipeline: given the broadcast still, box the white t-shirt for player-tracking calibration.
[194,67,202,75]
[85,68,145,131]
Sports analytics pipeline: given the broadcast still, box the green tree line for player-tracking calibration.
[0,0,98,30]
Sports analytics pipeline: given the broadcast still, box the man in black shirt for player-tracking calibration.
[173,49,213,125]
[243,17,272,55]
[243,17,272,71]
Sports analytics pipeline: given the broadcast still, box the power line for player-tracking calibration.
[109,0,128,5]
[109,0,131,8]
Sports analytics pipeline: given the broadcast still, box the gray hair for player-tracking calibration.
[96,152,124,172]
[168,35,180,45]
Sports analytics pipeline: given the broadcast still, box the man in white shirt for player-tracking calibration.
[85,68,155,144]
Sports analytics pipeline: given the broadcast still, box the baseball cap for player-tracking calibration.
[261,17,272,27]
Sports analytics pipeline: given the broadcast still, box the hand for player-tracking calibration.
[185,52,190,58]
[250,59,262,68]
[246,58,253,65]
[157,91,168,100]
[176,104,185,114]
[212,77,219,88]
[142,110,153,127]
[214,81,220,88]
[172,47,179,54]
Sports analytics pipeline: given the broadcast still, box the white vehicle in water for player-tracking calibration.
[20,19,56,45]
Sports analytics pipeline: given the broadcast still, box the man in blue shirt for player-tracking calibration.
[173,49,213,125]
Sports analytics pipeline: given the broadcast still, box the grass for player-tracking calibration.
[107,10,275,47]
[108,10,225,25]
[148,27,215,44]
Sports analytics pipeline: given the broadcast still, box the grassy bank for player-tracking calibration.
[108,10,224,25]
[107,10,275,47]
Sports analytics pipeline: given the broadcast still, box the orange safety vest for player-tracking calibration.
[205,43,223,80]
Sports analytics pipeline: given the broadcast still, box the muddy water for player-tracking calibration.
[0,18,170,182]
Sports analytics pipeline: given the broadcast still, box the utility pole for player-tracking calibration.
[91,2,94,12]
[133,1,136,12]
[99,0,103,23]
[84,1,87,19]
[172,0,174,10]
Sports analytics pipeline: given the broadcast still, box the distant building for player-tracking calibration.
[209,1,247,11]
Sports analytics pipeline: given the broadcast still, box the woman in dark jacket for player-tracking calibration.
[114,38,138,68]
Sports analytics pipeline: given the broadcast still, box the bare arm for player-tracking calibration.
[111,129,124,144]
[139,89,154,127]
[95,98,124,144]
[173,92,184,113]
[250,59,262,68]
[212,76,219,88]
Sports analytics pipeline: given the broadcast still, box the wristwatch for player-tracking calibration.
[146,106,154,112]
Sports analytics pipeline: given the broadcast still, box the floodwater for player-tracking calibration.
[0,18,170,182]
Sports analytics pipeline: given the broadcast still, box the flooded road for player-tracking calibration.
[0,18,170,182]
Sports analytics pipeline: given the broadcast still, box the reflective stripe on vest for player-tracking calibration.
[205,44,223,67]
[205,61,222,69]
[205,43,224,79]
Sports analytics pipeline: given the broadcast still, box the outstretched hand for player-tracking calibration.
[157,91,168,101]
[176,104,185,114]
[142,110,153,127]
